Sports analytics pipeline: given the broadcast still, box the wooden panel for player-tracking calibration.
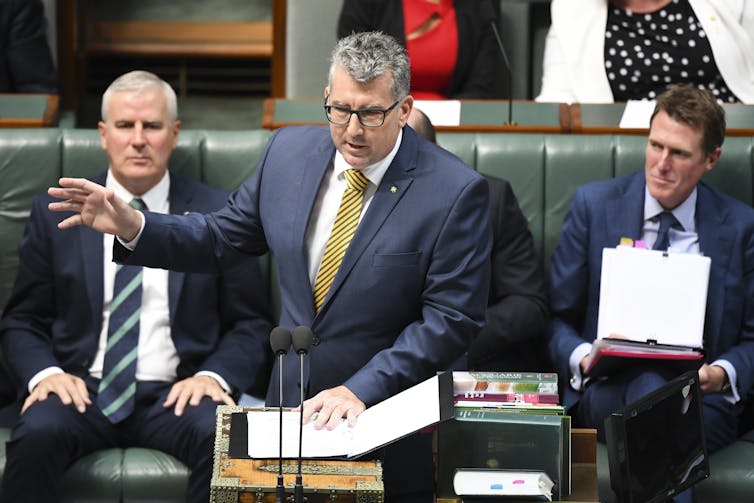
[85,21,272,58]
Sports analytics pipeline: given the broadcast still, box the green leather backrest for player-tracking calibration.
[438,133,754,270]
[2,129,753,316]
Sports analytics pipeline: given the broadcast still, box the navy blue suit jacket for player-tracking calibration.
[548,171,754,407]
[0,173,272,399]
[118,125,491,407]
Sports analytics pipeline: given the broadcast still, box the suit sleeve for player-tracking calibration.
[467,179,548,367]
[0,197,66,390]
[547,187,593,380]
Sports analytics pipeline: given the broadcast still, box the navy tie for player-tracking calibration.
[97,198,146,423]
[653,211,679,251]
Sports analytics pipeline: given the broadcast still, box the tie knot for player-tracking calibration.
[344,169,369,193]
[130,198,147,211]
[656,211,679,230]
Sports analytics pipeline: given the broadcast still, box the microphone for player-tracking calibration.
[269,326,292,503]
[292,325,314,503]
[481,0,516,126]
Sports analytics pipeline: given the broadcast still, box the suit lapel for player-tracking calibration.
[293,142,338,318]
[316,129,417,314]
[605,172,645,246]
[81,225,104,332]
[696,184,733,354]
[166,174,190,327]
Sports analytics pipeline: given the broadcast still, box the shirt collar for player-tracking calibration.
[643,185,697,232]
[333,129,403,188]
[106,169,170,211]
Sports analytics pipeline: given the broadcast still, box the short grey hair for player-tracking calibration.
[328,31,410,101]
[101,70,178,122]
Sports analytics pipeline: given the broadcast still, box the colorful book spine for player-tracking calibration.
[453,371,560,405]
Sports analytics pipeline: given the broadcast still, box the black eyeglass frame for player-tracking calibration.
[323,95,401,127]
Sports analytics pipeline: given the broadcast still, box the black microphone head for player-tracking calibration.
[270,326,292,355]
[292,326,314,355]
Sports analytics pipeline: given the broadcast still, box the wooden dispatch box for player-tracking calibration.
[211,405,384,503]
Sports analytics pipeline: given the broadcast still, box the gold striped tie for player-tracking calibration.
[313,168,369,311]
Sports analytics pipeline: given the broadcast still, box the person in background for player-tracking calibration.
[547,85,754,460]
[338,0,506,99]
[408,107,549,372]
[536,0,754,104]
[46,33,491,502]
[0,0,58,93]
[0,70,273,502]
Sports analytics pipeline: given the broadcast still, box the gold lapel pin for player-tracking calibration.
[390,185,398,193]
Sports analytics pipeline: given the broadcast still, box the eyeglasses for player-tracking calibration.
[323,95,401,127]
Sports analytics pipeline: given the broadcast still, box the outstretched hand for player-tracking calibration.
[48,178,143,241]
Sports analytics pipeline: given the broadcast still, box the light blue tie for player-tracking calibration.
[97,198,146,423]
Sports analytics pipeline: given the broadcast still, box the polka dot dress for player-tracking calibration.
[605,0,739,102]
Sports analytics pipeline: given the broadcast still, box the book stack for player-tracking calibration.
[452,371,564,415]
[436,372,570,500]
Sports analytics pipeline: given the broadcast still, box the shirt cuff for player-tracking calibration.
[28,367,64,394]
[569,342,593,391]
[117,210,145,250]
[196,371,232,394]
[711,359,739,404]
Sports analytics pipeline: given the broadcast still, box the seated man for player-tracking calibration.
[0,70,273,503]
[548,84,754,454]
[408,108,549,371]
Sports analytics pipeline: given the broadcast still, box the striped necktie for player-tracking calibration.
[97,198,146,423]
[313,169,369,311]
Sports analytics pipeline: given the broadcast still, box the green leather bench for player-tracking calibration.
[0,128,752,501]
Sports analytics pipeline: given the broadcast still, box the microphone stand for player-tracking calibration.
[269,327,292,503]
[294,349,305,503]
[486,7,516,126]
[292,326,314,503]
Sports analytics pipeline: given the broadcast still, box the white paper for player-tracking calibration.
[247,373,445,459]
[619,99,656,128]
[597,246,710,347]
[413,100,461,126]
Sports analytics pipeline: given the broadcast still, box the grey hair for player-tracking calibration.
[101,70,178,122]
[328,31,410,101]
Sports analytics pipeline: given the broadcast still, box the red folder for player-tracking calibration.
[585,339,704,377]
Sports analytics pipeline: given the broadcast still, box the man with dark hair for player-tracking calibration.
[548,84,754,454]
[0,70,272,502]
[408,107,548,372]
[48,33,491,501]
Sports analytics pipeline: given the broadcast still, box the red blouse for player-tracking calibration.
[402,0,458,100]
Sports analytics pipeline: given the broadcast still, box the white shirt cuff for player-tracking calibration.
[711,359,739,404]
[117,210,145,250]
[196,371,232,394]
[28,367,64,394]
[569,342,593,391]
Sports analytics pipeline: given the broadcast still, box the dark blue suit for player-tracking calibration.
[0,173,272,502]
[548,171,754,451]
[116,125,491,499]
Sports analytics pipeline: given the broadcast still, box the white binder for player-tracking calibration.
[597,246,710,347]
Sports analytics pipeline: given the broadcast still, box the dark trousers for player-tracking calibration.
[576,366,741,453]
[0,380,217,503]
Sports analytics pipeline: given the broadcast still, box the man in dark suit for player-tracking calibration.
[48,33,491,501]
[408,107,549,372]
[0,0,57,93]
[0,71,272,502]
[548,84,754,454]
